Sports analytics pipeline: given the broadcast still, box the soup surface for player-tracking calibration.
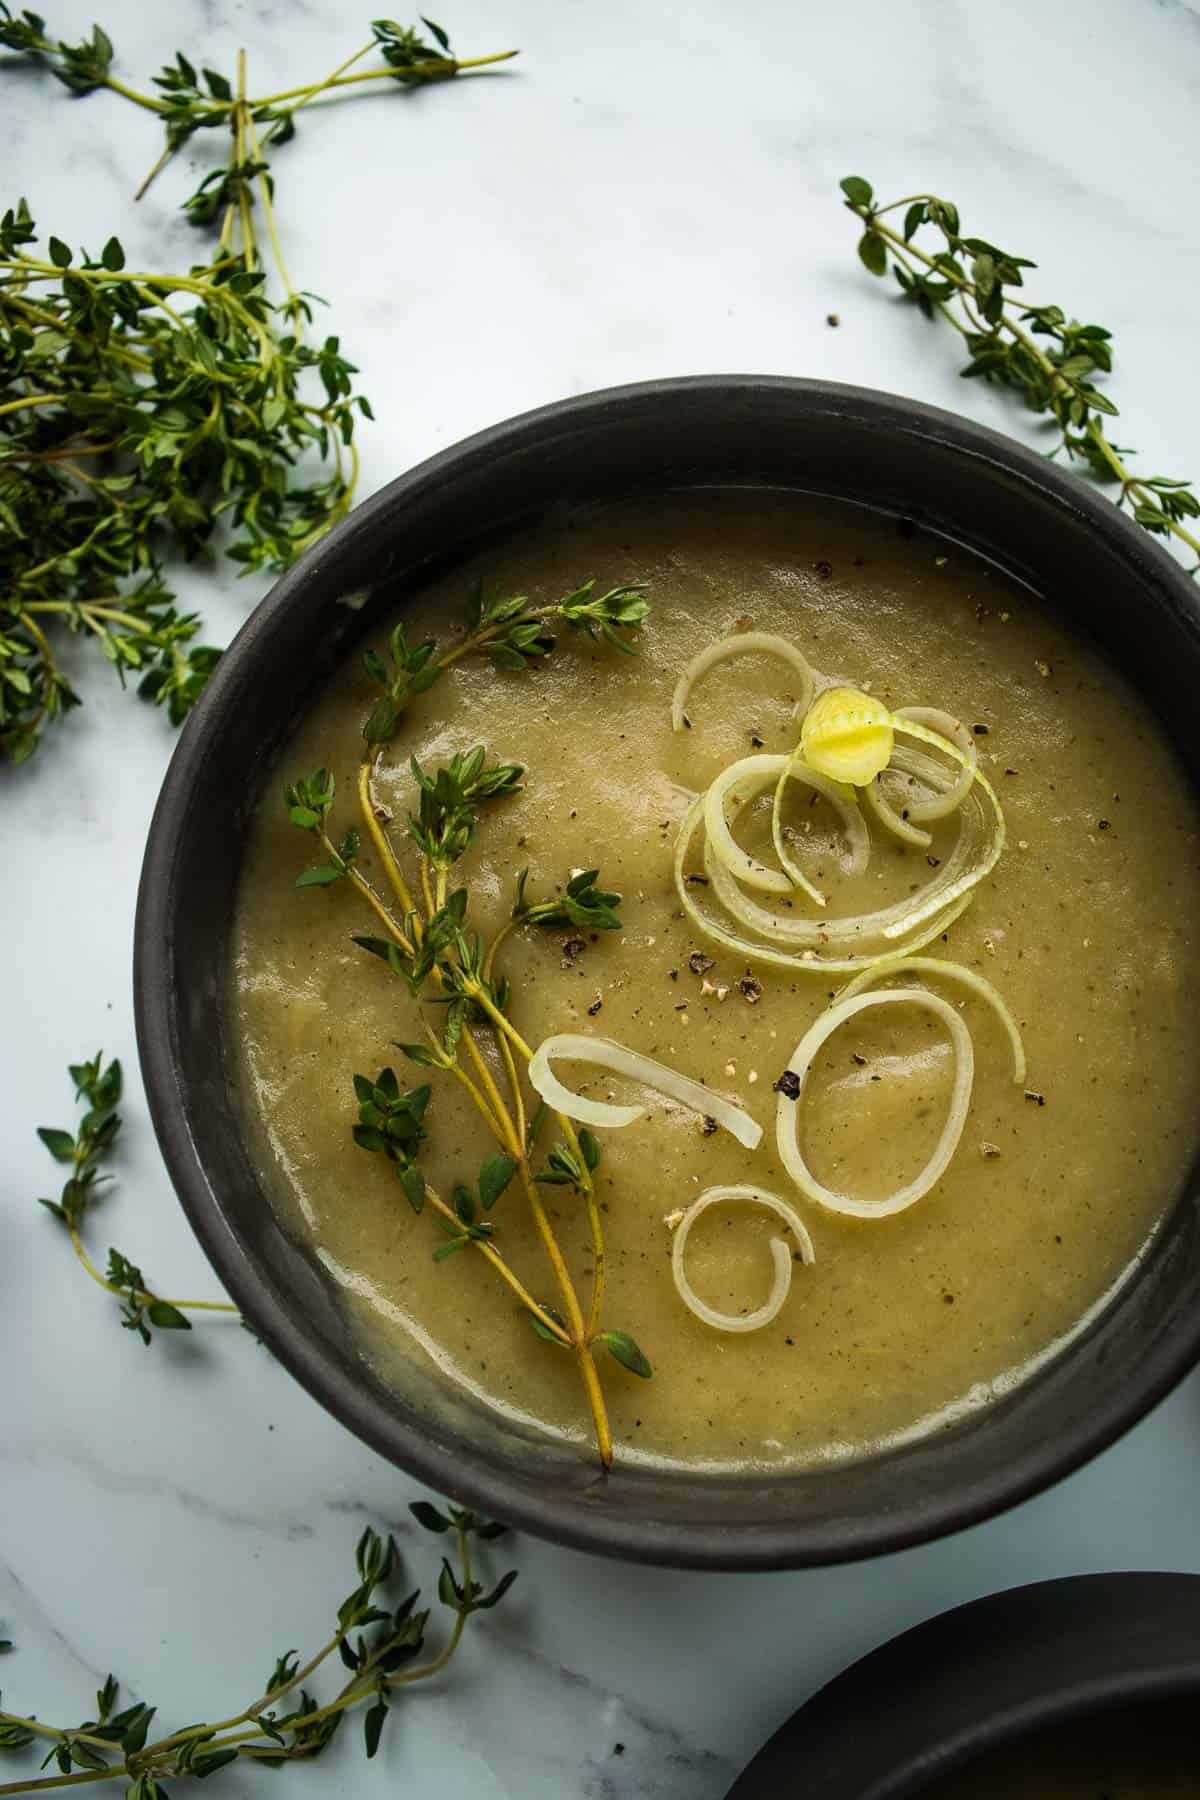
[231,491,1200,1468]
[920,1695,1199,1797]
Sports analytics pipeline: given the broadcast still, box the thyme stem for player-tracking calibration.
[424,1184,571,1342]
[0,1769,118,1795]
[358,761,420,916]
[68,1226,238,1315]
[319,831,411,953]
[467,983,607,1342]
[248,49,518,108]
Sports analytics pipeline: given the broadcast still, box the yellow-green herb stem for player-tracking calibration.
[247,49,518,109]
[69,1226,237,1316]
[333,810,609,1453]
[318,830,412,954]
[0,1523,498,1792]
[358,759,420,916]
[424,1184,571,1344]
[465,983,608,1348]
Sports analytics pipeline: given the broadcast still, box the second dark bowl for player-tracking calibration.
[135,377,1200,1569]
[727,1573,1200,1797]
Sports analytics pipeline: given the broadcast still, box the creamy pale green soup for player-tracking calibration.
[230,491,1200,1469]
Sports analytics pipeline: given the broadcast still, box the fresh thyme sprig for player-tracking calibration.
[512,865,624,933]
[0,198,361,762]
[350,1067,431,1213]
[35,1052,239,1340]
[0,1508,515,1793]
[361,580,651,751]
[0,11,518,213]
[407,747,525,868]
[0,14,518,765]
[287,583,654,1465]
[840,175,1200,575]
[476,578,654,665]
[533,1134,601,1190]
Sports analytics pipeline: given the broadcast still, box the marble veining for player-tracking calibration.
[6,0,1200,1793]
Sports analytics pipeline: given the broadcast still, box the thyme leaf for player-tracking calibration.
[512,865,623,932]
[533,1136,600,1192]
[598,1328,653,1379]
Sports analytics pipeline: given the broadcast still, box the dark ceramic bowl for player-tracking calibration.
[135,377,1200,1570]
[726,1573,1200,1796]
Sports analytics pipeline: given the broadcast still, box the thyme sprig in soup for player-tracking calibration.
[232,492,1200,1471]
[281,576,654,1466]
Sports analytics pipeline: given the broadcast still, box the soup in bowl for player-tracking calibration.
[135,378,1200,1567]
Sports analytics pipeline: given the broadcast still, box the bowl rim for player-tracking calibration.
[135,374,1200,1569]
[725,1571,1200,1797]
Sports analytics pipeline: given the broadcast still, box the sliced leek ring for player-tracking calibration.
[670,1185,815,1333]
[775,988,973,1219]
[701,752,868,908]
[674,789,976,971]
[528,1032,762,1148]
[838,954,1026,1084]
[866,707,977,849]
[672,632,815,733]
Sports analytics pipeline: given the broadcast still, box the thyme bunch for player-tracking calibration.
[0,12,518,765]
[0,1508,515,1794]
[286,578,654,1466]
[841,175,1200,574]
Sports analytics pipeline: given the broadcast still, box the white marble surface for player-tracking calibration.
[6,0,1200,1793]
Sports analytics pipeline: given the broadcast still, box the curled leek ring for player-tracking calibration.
[528,1033,762,1149]
[838,955,1026,1085]
[702,752,868,906]
[670,1185,815,1332]
[775,987,974,1219]
[863,708,977,848]
[672,632,815,733]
